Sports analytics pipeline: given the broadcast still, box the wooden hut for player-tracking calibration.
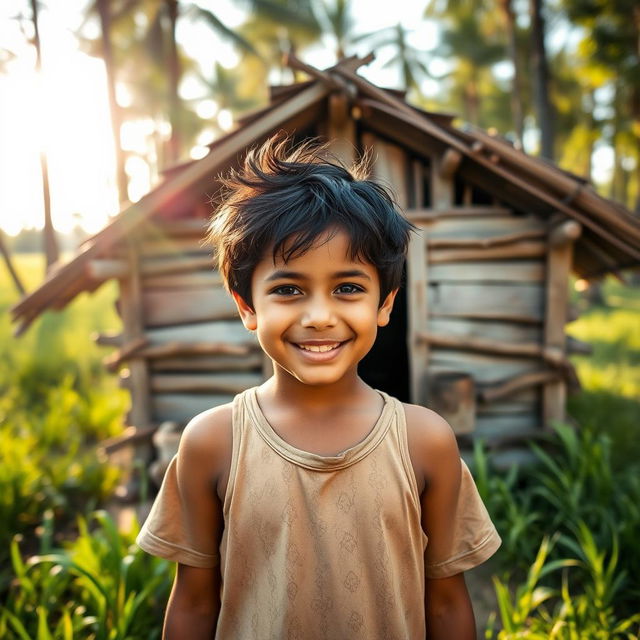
[12,55,640,473]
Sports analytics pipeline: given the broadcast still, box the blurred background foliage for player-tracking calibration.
[3,0,637,228]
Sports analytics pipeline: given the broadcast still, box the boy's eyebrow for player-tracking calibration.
[264,269,371,281]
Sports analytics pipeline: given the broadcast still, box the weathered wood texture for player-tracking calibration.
[143,285,237,327]
[119,240,152,428]
[542,219,574,426]
[152,393,235,423]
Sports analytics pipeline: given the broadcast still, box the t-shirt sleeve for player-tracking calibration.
[424,459,501,579]
[136,455,220,568]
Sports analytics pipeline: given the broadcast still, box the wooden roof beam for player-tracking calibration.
[350,95,640,262]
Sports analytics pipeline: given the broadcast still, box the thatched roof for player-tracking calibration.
[11,55,640,334]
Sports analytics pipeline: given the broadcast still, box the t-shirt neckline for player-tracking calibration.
[244,387,395,471]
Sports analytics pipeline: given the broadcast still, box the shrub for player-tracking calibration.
[0,510,172,640]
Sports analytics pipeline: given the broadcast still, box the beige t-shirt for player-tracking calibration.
[137,389,501,639]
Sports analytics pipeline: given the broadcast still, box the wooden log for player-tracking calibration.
[428,229,545,249]
[479,370,560,403]
[150,372,263,394]
[141,255,214,277]
[143,219,209,238]
[146,320,253,345]
[105,337,149,372]
[142,271,222,289]
[429,261,545,283]
[428,213,546,237]
[136,341,256,359]
[405,206,513,222]
[549,220,582,247]
[429,353,540,385]
[430,310,542,325]
[438,148,463,180]
[139,237,210,258]
[425,371,475,434]
[92,331,123,347]
[428,317,541,344]
[150,352,264,372]
[143,286,237,327]
[427,282,544,319]
[419,331,564,365]
[475,389,539,414]
[429,241,546,263]
[101,425,158,455]
[86,259,129,281]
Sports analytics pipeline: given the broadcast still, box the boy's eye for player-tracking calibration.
[335,283,364,295]
[271,285,302,296]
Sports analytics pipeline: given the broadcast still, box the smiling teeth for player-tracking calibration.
[299,343,339,352]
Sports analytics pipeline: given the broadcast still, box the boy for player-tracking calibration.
[137,136,501,639]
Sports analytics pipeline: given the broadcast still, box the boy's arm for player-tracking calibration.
[164,564,220,639]
[405,405,476,640]
[162,405,232,639]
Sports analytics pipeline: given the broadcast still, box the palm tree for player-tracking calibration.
[529,0,554,159]
[355,23,431,97]
[497,0,525,147]
[95,0,129,206]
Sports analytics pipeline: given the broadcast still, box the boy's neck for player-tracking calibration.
[262,365,375,413]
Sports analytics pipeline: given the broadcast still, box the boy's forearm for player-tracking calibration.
[163,603,219,639]
[162,566,221,640]
[425,573,476,640]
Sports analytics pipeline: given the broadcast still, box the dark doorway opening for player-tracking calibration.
[358,266,410,402]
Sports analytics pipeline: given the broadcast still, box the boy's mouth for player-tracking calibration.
[294,341,345,353]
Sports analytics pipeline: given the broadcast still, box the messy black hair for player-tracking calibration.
[208,134,415,307]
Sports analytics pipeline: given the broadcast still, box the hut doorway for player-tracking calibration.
[358,271,410,402]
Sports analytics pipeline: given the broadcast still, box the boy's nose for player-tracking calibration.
[300,296,337,329]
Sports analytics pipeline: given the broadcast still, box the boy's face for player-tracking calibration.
[233,228,397,388]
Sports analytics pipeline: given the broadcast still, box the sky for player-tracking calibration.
[0,0,609,237]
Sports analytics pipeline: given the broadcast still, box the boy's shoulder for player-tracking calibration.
[401,402,460,487]
[178,401,234,469]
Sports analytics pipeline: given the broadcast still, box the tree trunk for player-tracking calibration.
[501,0,524,147]
[166,0,182,167]
[97,0,129,207]
[0,231,25,295]
[30,0,59,270]
[529,0,554,160]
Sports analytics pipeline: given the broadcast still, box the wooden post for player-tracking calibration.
[325,92,357,166]
[432,152,454,210]
[543,218,574,426]
[119,238,152,429]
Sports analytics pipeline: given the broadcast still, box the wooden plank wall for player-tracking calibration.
[359,128,566,455]
[114,219,262,425]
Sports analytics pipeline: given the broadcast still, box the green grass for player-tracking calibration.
[566,276,640,467]
[0,254,128,583]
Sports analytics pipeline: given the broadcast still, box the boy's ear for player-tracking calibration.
[231,291,257,331]
[377,288,398,327]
